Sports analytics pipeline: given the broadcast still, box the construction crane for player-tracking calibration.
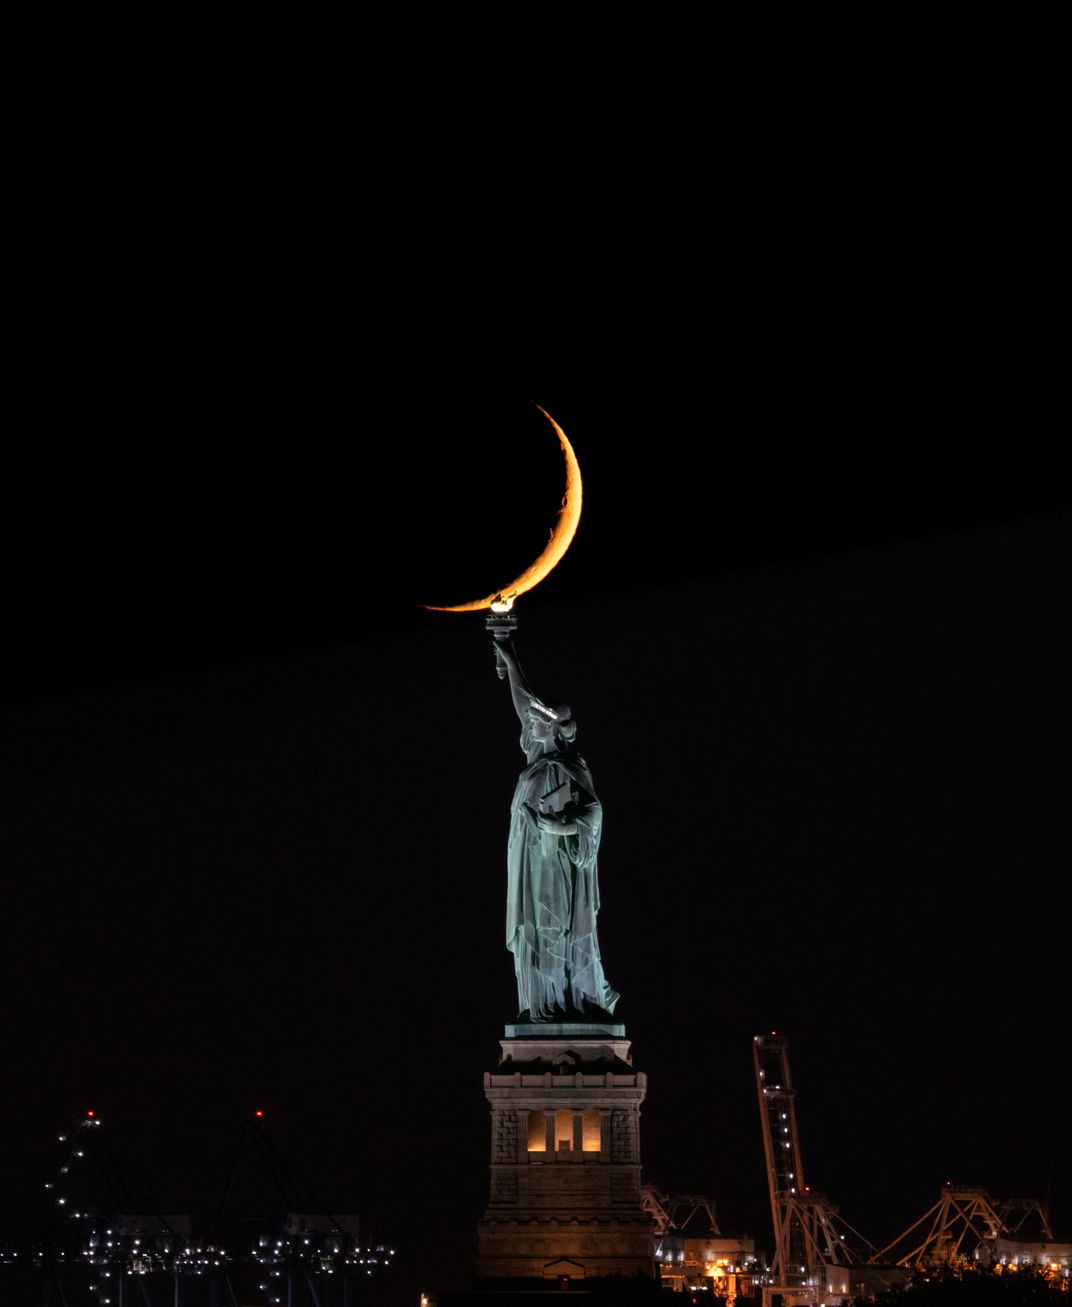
[641,1189,721,1242]
[641,1186,673,1238]
[999,1198,1054,1243]
[754,1034,875,1299]
[872,1186,1007,1268]
[21,1108,394,1305]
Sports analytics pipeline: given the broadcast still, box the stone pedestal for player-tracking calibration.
[475,1023,654,1285]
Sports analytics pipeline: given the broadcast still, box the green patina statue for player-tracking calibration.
[491,631,620,1023]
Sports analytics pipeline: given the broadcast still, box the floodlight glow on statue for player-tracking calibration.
[427,405,620,1023]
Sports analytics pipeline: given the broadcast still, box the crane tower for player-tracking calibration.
[754,1035,871,1299]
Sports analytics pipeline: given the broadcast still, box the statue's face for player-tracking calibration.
[530,714,575,750]
[530,715,555,745]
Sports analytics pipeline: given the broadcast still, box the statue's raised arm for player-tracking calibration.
[489,625,619,1023]
[492,637,539,732]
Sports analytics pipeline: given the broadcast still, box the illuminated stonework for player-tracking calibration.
[475,1026,654,1284]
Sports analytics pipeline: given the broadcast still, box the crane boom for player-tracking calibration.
[754,1034,874,1296]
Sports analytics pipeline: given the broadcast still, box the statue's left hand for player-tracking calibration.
[523,803,577,836]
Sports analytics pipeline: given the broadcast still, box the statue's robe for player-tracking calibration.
[506,736,620,1020]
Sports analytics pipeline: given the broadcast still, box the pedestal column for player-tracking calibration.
[475,1022,654,1285]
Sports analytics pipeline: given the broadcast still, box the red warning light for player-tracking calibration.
[255,1109,264,1118]
[86,1110,96,1119]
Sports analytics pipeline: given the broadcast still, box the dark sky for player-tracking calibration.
[4,97,1069,1305]
[2,384,1068,1302]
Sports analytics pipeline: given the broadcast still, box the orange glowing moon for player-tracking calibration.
[424,405,582,612]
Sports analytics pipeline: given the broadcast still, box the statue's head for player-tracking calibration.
[529,699,576,747]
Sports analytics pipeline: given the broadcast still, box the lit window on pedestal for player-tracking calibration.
[527,1111,546,1152]
[582,1110,601,1151]
[555,1110,573,1150]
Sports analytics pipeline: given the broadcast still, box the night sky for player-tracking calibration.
[4,95,1069,1307]
[3,384,1068,1302]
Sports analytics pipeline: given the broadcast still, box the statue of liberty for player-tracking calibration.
[491,632,620,1022]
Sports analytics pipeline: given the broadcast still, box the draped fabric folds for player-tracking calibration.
[506,729,620,1020]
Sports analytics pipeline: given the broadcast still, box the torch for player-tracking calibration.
[485,595,517,678]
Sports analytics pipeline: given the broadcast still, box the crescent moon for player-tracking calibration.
[423,405,582,612]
